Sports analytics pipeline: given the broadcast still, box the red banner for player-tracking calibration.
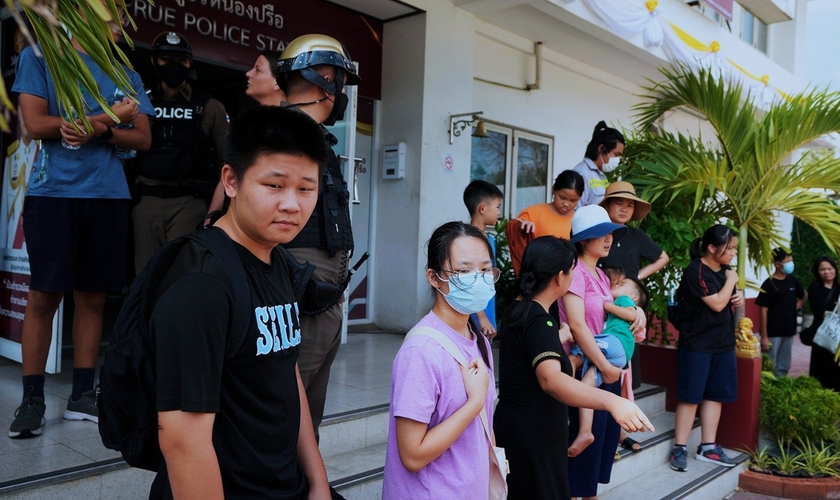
[127,0,383,99]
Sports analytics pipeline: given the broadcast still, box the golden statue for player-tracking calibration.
[735,317,760,359]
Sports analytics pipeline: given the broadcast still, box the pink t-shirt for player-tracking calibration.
[382,311,497,500]
[558,265,613,351]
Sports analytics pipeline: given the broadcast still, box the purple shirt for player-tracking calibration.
[382,311,497,500]
[559,265,613,351]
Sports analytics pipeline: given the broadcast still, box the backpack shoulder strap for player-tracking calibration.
[403,326,494,442]
[186,228,250,358]
[404,326,469,366]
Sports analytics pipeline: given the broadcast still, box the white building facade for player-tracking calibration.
[362,0,809,331]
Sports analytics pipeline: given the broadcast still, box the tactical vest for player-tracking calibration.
[285,147,354,256]
[139,89,216,184]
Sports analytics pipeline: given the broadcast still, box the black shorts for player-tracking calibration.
[676,347,738,404]
[23,196,129,292]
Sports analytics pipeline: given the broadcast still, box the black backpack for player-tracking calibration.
[98,228,313,471]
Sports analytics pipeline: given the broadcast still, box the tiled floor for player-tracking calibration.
[0,332,405,489]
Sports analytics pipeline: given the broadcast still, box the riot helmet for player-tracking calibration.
[277,34,361,125]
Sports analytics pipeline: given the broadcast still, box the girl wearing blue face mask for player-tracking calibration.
[383,221,498,499]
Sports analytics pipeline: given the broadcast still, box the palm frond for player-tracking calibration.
[629,64,840,280]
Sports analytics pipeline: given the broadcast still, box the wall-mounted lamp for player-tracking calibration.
[449,111,489,144]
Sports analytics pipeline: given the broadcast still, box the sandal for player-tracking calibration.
[620,437,642,453]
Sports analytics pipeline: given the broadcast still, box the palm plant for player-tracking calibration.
[628,64,840,289]
[0,0,137,131]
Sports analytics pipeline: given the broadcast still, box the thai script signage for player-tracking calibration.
[128,0,383,99]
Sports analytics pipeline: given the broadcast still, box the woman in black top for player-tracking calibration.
[806,256,840,392]
[494,236,652,500]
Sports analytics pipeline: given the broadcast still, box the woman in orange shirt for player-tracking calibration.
[517,170,584,239]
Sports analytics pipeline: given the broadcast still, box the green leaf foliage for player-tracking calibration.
[760,375,840,446]
[631,64,840,290]
[1,0,138,132]
[791,216,836,311]
[619,133,715,343]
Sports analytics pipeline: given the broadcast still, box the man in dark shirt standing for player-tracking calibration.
[150,105,331,499]
[756,248,806,378]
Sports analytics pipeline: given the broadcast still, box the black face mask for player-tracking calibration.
[322,93,348,127]
[156,63,190,88]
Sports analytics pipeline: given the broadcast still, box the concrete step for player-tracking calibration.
[319,403,389,459]
[633,383,667,419]
[601,446,747,500]
[604,410,701,493]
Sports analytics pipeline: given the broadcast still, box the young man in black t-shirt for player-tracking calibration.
[149,106,332,499]
[756,248,806,378]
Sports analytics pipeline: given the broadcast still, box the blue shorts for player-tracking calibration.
[676,348,738,404]
[570,334,627,388]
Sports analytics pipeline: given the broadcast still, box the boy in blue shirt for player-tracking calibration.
[463,180,502,339]
[9,11,154,438]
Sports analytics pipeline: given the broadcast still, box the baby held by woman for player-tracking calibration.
[568,266,649,457]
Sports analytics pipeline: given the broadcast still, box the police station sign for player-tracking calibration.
[128,0,383,99]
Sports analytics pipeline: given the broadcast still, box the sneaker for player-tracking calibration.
[63,389,98,423]
[670,446,688,472]
[8,396,46,438]
[695,444,737,467]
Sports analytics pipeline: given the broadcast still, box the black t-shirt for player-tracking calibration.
[808,281,840,331]
[755,275,804,338]
[497,300,572,414]
[677,259,735,353]
[599,227,662,278]
[151,231,305,499]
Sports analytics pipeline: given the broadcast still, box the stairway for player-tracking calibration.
[0,374,747,498]
[326,383,750,500]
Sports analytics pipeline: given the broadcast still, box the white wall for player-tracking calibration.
[369,0,812,331]
[374,14,427,331]
[472,21,639,182]
[373,4,477,332]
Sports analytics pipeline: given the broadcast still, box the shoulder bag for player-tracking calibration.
[813,299,840,359]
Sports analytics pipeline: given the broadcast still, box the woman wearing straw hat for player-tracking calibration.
[598,181,669,453]
[598,181,669,282]
[558,205,647,499]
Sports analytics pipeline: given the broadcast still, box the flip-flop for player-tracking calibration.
[620,437,642,453]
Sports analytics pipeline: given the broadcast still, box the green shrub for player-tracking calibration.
[760,375,840,445]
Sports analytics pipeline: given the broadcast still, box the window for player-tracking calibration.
[470,123,553,219]
[683,0,731,29]
[741,9,767,53]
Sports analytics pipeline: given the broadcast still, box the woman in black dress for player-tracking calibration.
[805,256,840,392]
[494,236,653,500]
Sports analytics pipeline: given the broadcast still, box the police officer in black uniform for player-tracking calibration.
[132,32,228,273]
[275,34,360,438]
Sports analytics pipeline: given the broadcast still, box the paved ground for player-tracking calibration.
[727,493,788,500]
[785,331,811,378]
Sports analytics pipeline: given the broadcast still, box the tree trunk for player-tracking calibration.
[734,225,747,326]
